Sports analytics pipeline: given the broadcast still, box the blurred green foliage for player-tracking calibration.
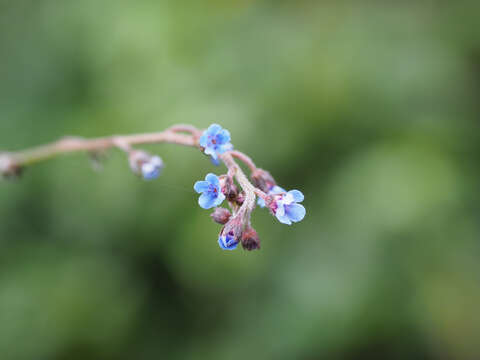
[1,1,480,359]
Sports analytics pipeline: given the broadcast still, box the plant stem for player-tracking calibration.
[1,125,264,214]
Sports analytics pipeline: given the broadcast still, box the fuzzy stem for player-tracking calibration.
[7,131,196,166]
[229,150,257,173]
[1,125,264,212]
[220,152,257,220]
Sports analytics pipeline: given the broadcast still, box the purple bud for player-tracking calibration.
[241,227,260,251]
[251,168,276,193]
[211,207,231,225]
[236,191,245,206]
[219,175,238,201]
[218,215,244,250]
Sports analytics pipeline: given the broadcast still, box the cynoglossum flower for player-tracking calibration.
[199,124,233,162]
[217,214,245,250]
[271,190,306,225]
[129,151,163,180]
[257,185,286,208]
[194,173,226,209]
[141,156,163,180]
[218,231,238,250]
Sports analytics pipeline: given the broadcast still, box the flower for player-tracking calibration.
[194,173,226,209]
[141,155,163,180]
[217,214,244,251]
[218,231,238,250]
[218,232,238,250]
[128,151,163,180]
[272,190,306,225]
[199,124,233,162]
[257,185,286,208]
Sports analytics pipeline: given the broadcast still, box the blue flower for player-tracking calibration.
[218,232,238,250]
[274,190,306,225]
[141,155,163,180]
[199,124,233,163]
[194,173,226,209]
[257,185,286,208]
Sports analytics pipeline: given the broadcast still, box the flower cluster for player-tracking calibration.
[2,121,305,254]
[194,124,306,251]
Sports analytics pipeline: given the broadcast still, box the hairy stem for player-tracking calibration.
[221,152,257,218]
[1,125,264,213]
[229,150,257,173]
[7,131,196,166]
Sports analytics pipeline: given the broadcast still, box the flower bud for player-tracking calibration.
[219,175,238,201]
[217,215,244,250]
[241,227,260,251]
[236,191,245,206]
[251,168,276,193]
[210,207,231,225]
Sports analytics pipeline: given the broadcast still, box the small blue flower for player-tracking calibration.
[199,124,233,163]
[141,156,163,180]
[257,185,286,208]
[194,173,226,209]
[274,190,306,225]
[218,232,238,250]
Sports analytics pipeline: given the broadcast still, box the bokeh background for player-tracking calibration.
[1,1,480,359]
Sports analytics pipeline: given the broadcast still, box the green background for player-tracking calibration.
[1,1,479,359]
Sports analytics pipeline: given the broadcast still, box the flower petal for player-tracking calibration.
[205,173,220,186]
[198,193,216,209]
[204,146,216,157]
[276,212,292,225]
[194,180,210,193]
[288,190,304,203]
[206,124,222,135]
[270,186,286,195]
[212,193,226,207]
[257,197,266,208]
[276,202,285,217]
[141,163,160,180]
[216,129,231,144]
[210,157,220,166]
[218,236,238,250]
[285,203,306,223]
[199,134,208,147]
[217,143,233,154]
